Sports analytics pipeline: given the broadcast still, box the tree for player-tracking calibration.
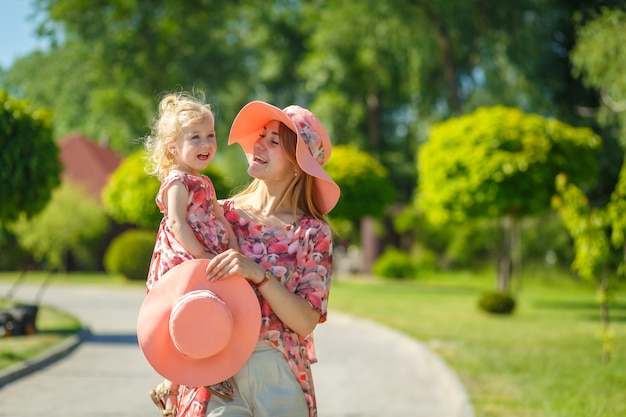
[4,42,154,154]
[10,0,623,208]
[324,145,394,263]
[553,6,626,362]
[0,90,61,222]
[102,152,164,230]
[571,7,626,145]
[324,145,394,222]
[10,182,109,271]
[417,106,601,292]
[553,173,617,362]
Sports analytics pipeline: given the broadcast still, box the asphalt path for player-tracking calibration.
[0,282,474,417]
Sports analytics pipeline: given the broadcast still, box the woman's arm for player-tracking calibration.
[205,249,321,336]
[166,181,211,258]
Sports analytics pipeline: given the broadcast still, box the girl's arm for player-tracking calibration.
[166,181,210,258]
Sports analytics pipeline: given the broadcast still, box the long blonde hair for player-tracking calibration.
[235,122,325,220]
[144,92,214,181]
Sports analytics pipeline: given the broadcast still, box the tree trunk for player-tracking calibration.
[435,24,462,113]
[511,216,522,293]
[497,216,512,292]
[599,275,612,362]
[410,1,461,113]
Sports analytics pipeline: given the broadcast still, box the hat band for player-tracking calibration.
[169,290,233,359]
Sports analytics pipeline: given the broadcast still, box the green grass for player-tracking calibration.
[329,268,625,417]
[0,301,82,370]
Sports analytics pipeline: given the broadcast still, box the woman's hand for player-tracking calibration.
[205,249,265,284]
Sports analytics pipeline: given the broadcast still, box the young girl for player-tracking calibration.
[143,92,238,417]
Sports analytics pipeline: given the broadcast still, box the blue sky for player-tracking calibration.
[0,0,48,69]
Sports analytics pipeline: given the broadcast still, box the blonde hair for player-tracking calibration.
[235,122,325,220]
[144,92,214,181]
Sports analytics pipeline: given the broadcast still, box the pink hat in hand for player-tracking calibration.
[137,259,261,387]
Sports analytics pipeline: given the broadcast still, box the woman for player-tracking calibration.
[205,101,340,417]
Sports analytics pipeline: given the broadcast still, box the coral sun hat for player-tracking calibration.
[228,101,341,215]
[137,259,261,387]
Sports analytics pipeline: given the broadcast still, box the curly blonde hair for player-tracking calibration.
[144,92,214,181]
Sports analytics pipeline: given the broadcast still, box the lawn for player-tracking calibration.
[329,267,625,417]
[0,300,82,370]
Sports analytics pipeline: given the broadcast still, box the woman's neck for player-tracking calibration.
[234,185,302,226]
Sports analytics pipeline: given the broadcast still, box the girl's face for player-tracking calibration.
[171,116,216,175]
[247,120,294,188]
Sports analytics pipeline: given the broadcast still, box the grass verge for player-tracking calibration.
[329,267,625,417]
[0,301,82,370]
[0,270,142,372]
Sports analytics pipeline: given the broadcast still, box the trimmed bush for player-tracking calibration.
[104,229,155,281]
[478,291,516,315]
[372,247,417,280]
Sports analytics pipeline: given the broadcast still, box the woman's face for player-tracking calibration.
[247,120,294,189]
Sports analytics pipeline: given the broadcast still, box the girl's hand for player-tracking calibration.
[205,249,265,285]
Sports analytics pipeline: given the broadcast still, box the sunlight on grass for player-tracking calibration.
[330,269,625,417]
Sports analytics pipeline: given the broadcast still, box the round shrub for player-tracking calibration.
[478,291,516,315]
[372,247,417,280]
[104,229,155,281]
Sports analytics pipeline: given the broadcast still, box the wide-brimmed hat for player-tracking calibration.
[228,101,341,215]
[137,259,261,387]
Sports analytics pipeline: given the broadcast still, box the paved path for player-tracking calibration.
[0,282,473,417]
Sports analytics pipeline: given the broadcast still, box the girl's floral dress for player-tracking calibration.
[144,170,230,417]
[213,199,333,417]
[146,171,230,291]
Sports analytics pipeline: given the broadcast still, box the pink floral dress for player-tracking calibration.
[145,171,230,417]
[146,171,230,291]
[218,199,333,417]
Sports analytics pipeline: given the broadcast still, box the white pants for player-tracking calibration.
[207,342,308,417]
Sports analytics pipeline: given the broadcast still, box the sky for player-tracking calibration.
[0,0,48,69]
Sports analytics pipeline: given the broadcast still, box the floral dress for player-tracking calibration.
[146,171,230,291]
[217,199,333,417]
[145,171,230,417]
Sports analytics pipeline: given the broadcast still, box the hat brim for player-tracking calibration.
[137,259,261,387]
[229,101,340,215]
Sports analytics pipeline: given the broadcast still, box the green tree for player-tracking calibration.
[417,106,601,291]
[11,0,623,206]
[325,145,394,222]
[324,145,394,250]
[102,152,163,229]
[571,8,626,146]
[553,173,616,361]
[552,6,626,362]
[10,182,109,271]
[4,42,153,154]
[0,90,61,222]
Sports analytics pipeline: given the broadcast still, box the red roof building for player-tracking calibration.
[58,134,123,205]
